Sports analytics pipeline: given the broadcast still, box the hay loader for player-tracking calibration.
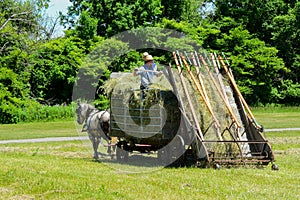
[109,51,278,170]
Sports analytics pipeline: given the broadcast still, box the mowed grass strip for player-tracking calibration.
[0,120,80,140]
[0,140,299,200]
[252,106,300,129]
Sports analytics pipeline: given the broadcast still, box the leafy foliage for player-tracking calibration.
[0,67,26,123]
[207,0,300,105]
[62,0,163,38]
[216,26,285,103]
[29,36,85,104]
[1,0,300,123]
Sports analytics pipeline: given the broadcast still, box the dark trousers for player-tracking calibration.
[140,85,148,90]
[140,85,148,99]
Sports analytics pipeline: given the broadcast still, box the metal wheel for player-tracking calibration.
[271,163,279,170]
[169,135,185,167]
[158,147,170,165]
[214,163,221,170]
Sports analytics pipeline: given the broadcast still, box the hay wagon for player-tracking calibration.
[110,87,186,166]
[109,51,278,169]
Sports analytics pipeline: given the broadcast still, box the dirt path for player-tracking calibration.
[264,128,300,132]
[0,136,89,144]
[0,128,299,144]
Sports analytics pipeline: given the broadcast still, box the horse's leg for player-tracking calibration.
[89,134,99,159]
[95,137,101,158]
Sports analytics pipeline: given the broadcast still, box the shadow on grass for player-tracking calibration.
[98,152,163,168]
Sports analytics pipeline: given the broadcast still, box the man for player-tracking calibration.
[133,54,162,90]
[142,52,157,69]
[142,52,149,62]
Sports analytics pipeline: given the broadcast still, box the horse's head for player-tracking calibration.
[76,103,94,124]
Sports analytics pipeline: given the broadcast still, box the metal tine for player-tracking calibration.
[219,53,262,130]
[192,51,210,103]
[213,52,222,71]
[184,51,193,66]
[172,52,204,141]
[203,52,213,70]
[199,54,242,129]
[176,50,184,70]
[194,51,202,70]
[217,54,260,128]
[190,52,199,73]
[180,53,222,137]
[222,52,231,67]
[194,51,206,78]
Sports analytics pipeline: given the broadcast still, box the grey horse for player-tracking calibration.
[76,102,114,159]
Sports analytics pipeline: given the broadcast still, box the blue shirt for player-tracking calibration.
[136,63,158,87]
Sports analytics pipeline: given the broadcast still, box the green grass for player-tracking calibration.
[0,120,79,140]
[265,130,299,138]
[0,140,299,200]
[251,106,299,113]
[0,107,299,199]
[252,106,300,129]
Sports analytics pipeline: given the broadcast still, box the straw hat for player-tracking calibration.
[142,52,149,61]
[144,55,154,62]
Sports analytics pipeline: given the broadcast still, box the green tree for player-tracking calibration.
[206,0,300,104]
[0,0,52,123]
[75,10,98,40]
[72,37,130,108]
[217,26,286,104]
[208,0,288,42]
[62,0,209,38]
[0,67,28,123]
[62,0,163,38]
[162,0,205,25]
[29,36,86,104]
[159,19,287,105]
[269,3,300,81]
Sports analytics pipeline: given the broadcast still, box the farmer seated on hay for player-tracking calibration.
[133,54,162,92]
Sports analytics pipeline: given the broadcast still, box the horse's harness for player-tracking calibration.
[86,108,110,140]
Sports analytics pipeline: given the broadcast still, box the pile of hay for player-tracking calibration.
[105,72,180,140]
[104,68,242,156]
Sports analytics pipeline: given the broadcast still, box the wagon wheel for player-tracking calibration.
[169,135,185,167]
[157,147,170,165]
[116,141,129,162]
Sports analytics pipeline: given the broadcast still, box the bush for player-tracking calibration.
[0,99,74,124]
[0,97,22,124]
[20,102,74,123]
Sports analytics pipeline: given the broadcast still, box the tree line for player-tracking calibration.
[1,0,299,123]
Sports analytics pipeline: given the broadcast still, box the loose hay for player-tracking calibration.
[104,68,247,156]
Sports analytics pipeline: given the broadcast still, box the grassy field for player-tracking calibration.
[0,106,299,141]
[0,107,299,199]
[0,120,79,140]
[252,106,300,129]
